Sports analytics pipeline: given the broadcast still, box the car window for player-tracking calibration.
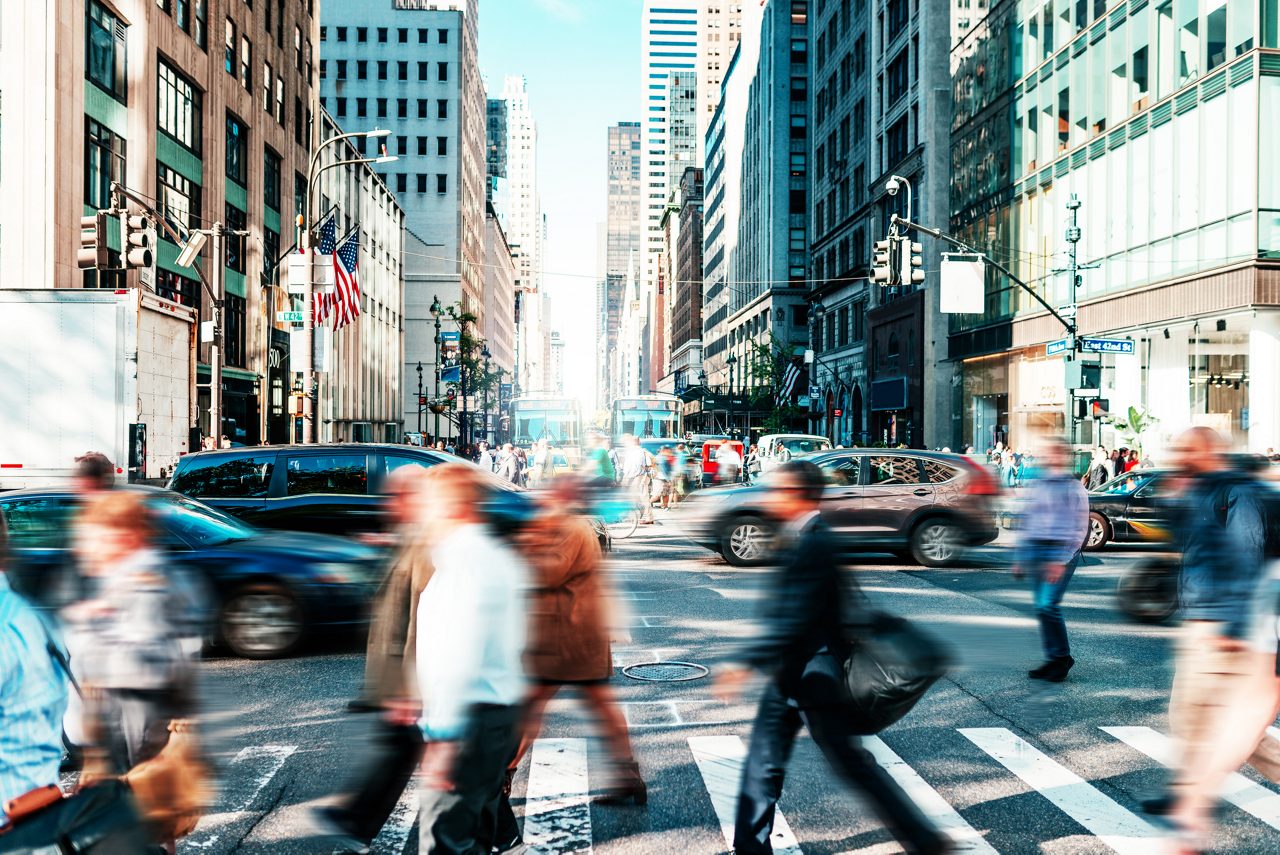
[0,498,76,549]
[284,454,368,496]
[152,495,256,547]
[172,455,275,498]
[385,453,441,476]
[1132,476,1165,497]
[1095,473,1149,495]
[784,438,831,455]
[922,459,960,484]
[819,457,860,487]
[867,456,925,486]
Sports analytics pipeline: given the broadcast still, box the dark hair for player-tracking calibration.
[75,451,115,489]
[777,460,826,502]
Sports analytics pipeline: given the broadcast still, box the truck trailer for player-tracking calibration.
[0,288,196,488]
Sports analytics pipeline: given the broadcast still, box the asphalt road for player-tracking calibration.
[163,514,1280,854]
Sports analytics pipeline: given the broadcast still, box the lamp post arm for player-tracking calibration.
[890,213,1075,336]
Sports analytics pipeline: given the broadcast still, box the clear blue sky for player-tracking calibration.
[479,0,641,412]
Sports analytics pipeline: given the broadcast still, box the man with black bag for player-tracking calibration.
[713,461,952,855]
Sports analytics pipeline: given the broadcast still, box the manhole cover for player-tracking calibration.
[621,661,709,682]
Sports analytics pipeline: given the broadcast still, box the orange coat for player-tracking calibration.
[521,513,612,682]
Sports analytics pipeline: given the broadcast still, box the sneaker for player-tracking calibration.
[1027,661,1056,679]
[1029,656,1074,682]
[311,805,371,855]
[1140,792,1175,816]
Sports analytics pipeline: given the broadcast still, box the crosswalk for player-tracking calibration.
[162,723,1280,854]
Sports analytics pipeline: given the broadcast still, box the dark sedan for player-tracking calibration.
[0,486,380,659]
[1084,470,1171,550]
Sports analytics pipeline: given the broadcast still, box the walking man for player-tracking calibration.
[1012,436,1089,682]
[620,435,655,524]
[714,461,951,855]
[416,464,527,854]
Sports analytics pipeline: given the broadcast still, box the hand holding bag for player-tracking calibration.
[842,610,953,735]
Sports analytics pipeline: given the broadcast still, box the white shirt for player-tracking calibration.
[416,523,527,740]
[621,446,652,480]
[716,445,742,468]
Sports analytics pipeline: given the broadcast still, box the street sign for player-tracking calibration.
[1046,338,1071,356]
[440,330,460,342]
[808,385,821,399]
[276,310,304,323]
[1080,337,1135,354]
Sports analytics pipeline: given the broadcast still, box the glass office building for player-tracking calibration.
[950,0,1280,455]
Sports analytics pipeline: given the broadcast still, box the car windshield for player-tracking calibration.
[779,438,832,455]
[1092,473,1153,495]
[153,494,257,547]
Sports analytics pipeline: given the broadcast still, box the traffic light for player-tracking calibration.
[1073,397,1089,420]
[77,212,109,270]
[1089,398,1110,419]
[900,239,924,285]
[121,214,154,272]
[871,239,898,285]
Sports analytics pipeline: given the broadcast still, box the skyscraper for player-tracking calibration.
[601,122,643,405]
[321,0,485,428]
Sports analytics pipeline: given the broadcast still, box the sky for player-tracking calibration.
[479,0,642,415]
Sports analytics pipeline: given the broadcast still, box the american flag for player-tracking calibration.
[776,360,802,406]
[332,226,362,330]
[312,210,339,326]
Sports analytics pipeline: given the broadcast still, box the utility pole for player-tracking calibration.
[209,222,225,446]
[1053,194,1099,445]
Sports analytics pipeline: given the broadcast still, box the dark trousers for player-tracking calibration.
[1026,541,1079,660]
[336,719,424,842]
[733,651,946,855]
[419,704,521,855]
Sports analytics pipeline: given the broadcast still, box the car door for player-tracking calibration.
[1123,474,1171,543]
[860,455,932,541]
[816,453,864,537]
[263,451,379,536]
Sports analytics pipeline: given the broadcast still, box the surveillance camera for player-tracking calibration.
[885,177,900,196]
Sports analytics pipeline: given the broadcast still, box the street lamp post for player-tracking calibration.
[416,362,424,435]
[698,369,707,434]
[811,299,827,434]
[299,127,396,444]
[726,353,738,439]
[431,296,442,443]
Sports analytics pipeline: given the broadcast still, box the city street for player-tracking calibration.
[150,518,1280,854]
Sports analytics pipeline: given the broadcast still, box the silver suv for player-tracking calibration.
[673,449,1000,567]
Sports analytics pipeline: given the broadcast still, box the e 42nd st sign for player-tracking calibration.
[1046,337,1135,356]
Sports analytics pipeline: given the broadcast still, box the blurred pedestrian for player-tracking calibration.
[715,440,742,484]
[74,451,117,495]
[584,435,616,483]
[0,507,70,806]
[515,448,529,485]
[1084,447,1111,489]
[496,443,521,485]
[1012,436,1088,682]
[477,441,496,473]
[714,461,951,855]
[653,446,676,510]
[619,436,655,524]
[502,476,644,831]
[1145,427,1280,826]
[415,465,528,854]
[317,466,435,853]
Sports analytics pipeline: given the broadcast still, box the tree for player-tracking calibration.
[745,334,805,435]
[1103,405,1159,454]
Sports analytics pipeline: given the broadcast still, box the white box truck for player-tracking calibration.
[0,288,196,489]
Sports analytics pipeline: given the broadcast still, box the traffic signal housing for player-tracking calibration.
[77,212,110,270]
[121,214,154,271]
[1089,398,1110,419]
[871,239,898,285]
[901,239,924,285]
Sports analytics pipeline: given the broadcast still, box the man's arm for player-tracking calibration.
[737,535,830,670]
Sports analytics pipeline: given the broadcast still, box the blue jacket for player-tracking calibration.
[1177,471,1268,637]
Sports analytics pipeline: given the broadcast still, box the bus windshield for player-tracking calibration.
[510,400,581,446]
[613,405,681,440]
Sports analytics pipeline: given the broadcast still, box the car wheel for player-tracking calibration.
[910,519,964,567]
[721,516,772,567]
[1085,512,1111,551]
[1116,558,1179,624]
[219,584,304,660]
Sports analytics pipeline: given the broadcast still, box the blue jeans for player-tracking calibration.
[1026,541,1079,660]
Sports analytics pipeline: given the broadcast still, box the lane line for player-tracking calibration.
[862,736,998,854]
[180,744,298,852]
[960,728,1162,854]
[688,735,801,854]
[1101,726,1280,831]
[370,773,421,854]
[523,737,593,854]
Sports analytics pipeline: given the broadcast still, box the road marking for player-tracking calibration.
[688,735,801,854]
[181,744,298,851]
[523,737,593,854]
[1102,726,1280,831]
[862,736,998,854]
[370,773,421,854]
[960,728,1162,854]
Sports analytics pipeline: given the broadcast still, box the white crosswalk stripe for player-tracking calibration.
[1101,725,1280,832]
[688,735,802,855]
[523,737,594,854]
[861,736,999,854]
[960,727,1163,854]
[180,744,297,852]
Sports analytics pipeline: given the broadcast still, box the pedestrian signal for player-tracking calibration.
[1089,398,1110,419]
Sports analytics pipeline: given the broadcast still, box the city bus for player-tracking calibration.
[508,396,583,462]
[610,393,684,444]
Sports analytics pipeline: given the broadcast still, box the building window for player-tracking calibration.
[357,60,367,80]
[886,115,909,165]
[335,97,347,118]
[240,35,252,90]
[225,294,246,367]
[418,99,428,118]
[398,27,408,43]
[275,76,284,124]
[356,26,367,42]
[193,0,207,49]
[224,18,236,75]
[157,60,202,153]
[157,163,200,240]
[377,26,388,42]
[417,173,427,193]
[337,26,347,41]
[263,147,281,211]
[418,27,428,43]
[838,306,849,347]
[87,0,127,101]
[377,98,387,118]
[356,98,367,118]
[398,60,408,81]
[397,98,408,119]
[294,172,306,222]
[439,28,449,43]
[437,99,448,119]
[174,0,190,35]
[437,174,447,194]
[155,269,201,312]
[437,62,449,82]
[264,61,274,110]
[436,136,448,156]
[85,117,125,210]
[262,227,280,286]
[886,48,909,106]
[224,202,247,273]
[225,113,248,186]
[377,60,388,80]
[789,115,807,139]
[418,61,429,80]
[336,59,347,79]
[396,136,407,156]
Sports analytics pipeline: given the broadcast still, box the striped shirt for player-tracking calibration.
[0,575,69,806]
